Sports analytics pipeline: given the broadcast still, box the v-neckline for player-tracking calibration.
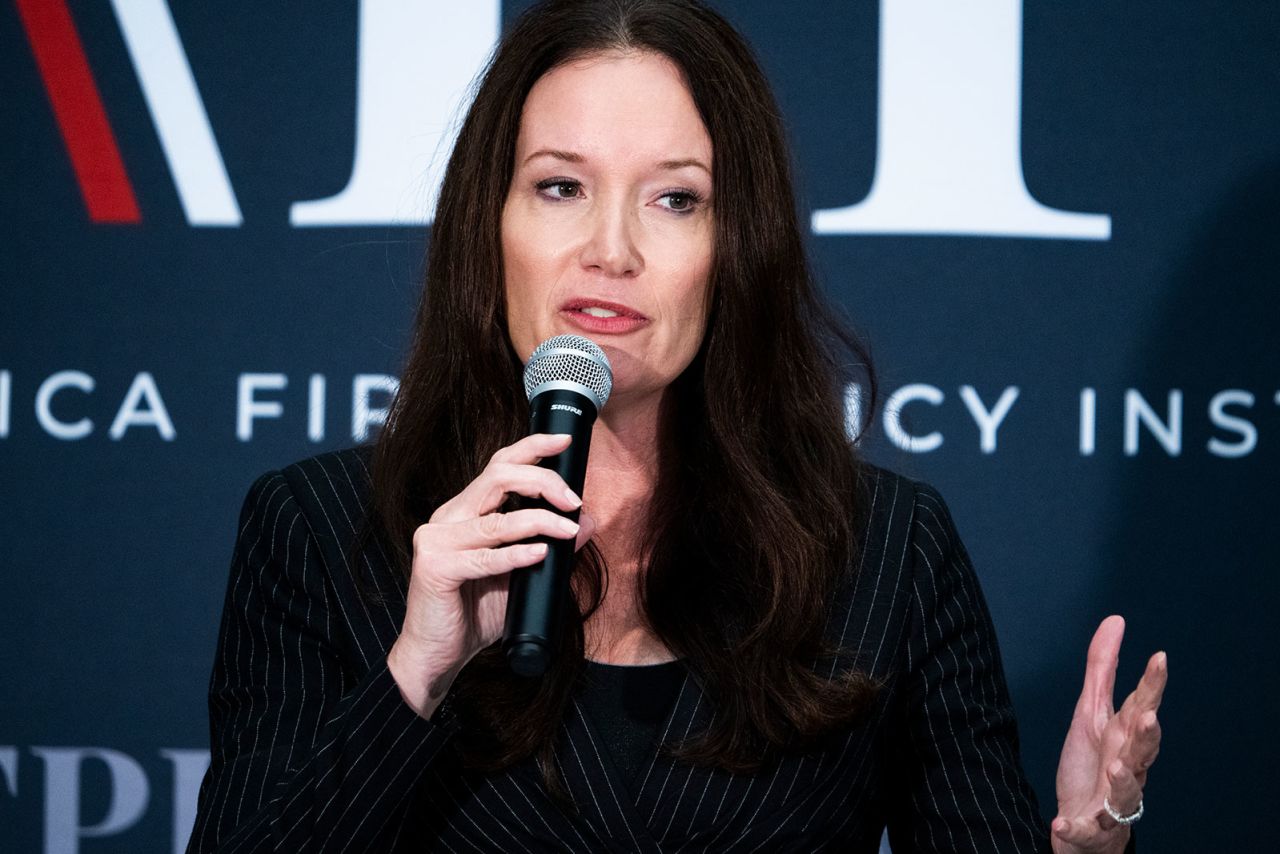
[577,658,689,797]
[553,663,713,849]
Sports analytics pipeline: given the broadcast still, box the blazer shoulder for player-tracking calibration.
[852,459,956,534]
[276,445,375,515]
[239,446,383,582]
[852,460,925,551]
[847,460,970,593]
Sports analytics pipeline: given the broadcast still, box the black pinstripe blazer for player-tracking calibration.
[187,447,1059,853]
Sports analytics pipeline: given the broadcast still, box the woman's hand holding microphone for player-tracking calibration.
[386,433,594,718]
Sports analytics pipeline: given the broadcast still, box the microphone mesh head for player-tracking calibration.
[523,334,613,410]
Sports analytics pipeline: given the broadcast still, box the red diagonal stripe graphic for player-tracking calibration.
[15,0,141,224]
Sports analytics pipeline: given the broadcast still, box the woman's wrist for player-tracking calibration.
[386,638,461,720]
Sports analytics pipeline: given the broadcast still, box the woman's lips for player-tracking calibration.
[560,307,648,334]
[559,299,648,335]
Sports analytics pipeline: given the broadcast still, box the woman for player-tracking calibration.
[188,1,1165,851]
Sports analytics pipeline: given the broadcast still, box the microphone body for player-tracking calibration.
[503,335,612,677]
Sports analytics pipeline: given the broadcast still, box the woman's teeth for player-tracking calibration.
[580,307,619,318]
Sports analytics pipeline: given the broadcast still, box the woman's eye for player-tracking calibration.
[536,180,581,200]
[659,190,701,213]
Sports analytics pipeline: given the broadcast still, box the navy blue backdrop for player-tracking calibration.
[3,1,1277,851]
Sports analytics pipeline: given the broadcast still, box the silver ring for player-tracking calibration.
[1103,796,1144,826]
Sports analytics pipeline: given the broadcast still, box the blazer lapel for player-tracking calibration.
[555,698,664,852]
[630,671,723,845]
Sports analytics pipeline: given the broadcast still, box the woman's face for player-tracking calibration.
[502,50,714,404]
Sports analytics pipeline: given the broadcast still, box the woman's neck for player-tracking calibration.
[578,389,675,663]
[582,389,671,555]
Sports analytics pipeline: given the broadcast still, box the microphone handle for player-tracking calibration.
[502,387,597,676]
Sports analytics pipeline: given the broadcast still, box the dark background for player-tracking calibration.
[3,1,1277,850]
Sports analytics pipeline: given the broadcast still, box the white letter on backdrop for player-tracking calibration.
[1207,389,1257,458]
[308,374,327,442]
[1079,387,1097,456]
[161,749,210,854]
[109,372,176,440]
[108,0,242,225]
[959,385,1019,453]
[35,371,95,440]
[0,746,17,796]
[1123,389,1182,456]
[812,0,1110,239]
[884,383,945,453]
[237,373,287,441]
[352,374,399,441]
[290,1,501,225]
[32,747,149,854]
[0,370,11,438]
[843,382,863,442]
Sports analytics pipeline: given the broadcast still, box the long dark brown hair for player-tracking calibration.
[369,0,878,802]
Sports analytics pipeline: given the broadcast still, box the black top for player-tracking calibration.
[579,659,687,795]
[188,449,1070,852]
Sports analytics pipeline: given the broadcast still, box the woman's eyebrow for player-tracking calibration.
[522,149,710,175]
[523,148,584,165]
[658,158,710,175]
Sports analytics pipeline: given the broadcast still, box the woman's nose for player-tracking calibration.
[579,201,642,278]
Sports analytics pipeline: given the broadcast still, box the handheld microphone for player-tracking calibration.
[502,334,612,677]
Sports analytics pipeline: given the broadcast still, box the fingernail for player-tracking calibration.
[528,543,548,557]
[554,433,572,443]
[563,487,582,508]
[557,517,580,536]
[1109,759,1124,776]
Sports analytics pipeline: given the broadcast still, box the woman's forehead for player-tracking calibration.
[515,50,712,169]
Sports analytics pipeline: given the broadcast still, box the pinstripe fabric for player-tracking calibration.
[187,448,1057,852]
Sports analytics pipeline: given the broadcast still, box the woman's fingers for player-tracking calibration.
[1099,759,1143,830]
[1130,651,1168,713]
[413,505,588,593]
[575,509,597,551]
[437,542,551,585]
[472,462,583,514]
[1114,651,1167,767]
[433,438,583,522]
[1075,615,1125,717]
[488,431,573,466]
[1121,709,1162,777]
[1051,814,1099,846]
[418,508,579,553]
[468,508,579,548]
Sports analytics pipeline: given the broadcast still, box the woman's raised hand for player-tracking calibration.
[386,433,594,718]
[1052,615,1167,853]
